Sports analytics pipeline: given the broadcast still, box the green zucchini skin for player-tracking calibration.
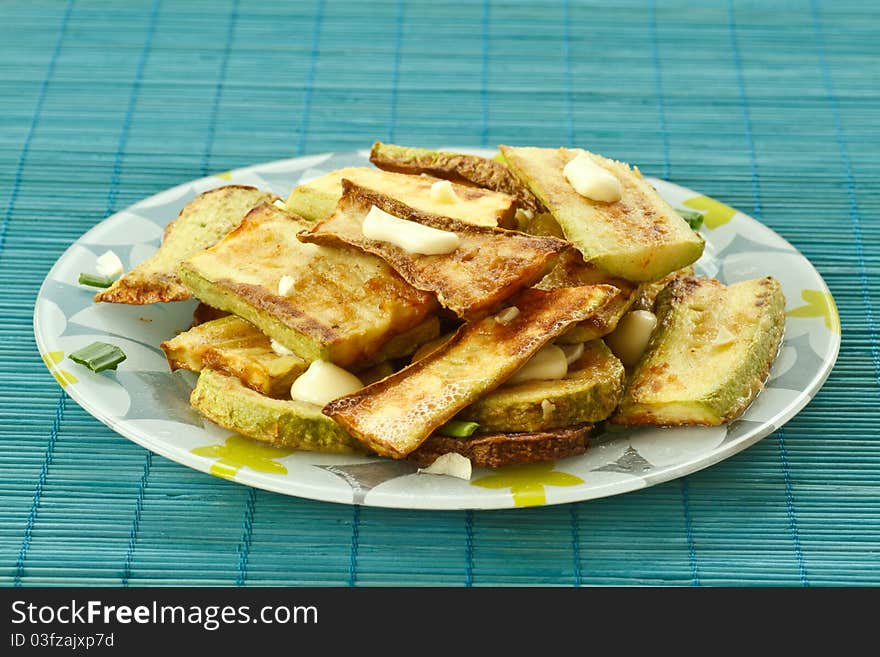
[190,368,363,453]
[612,276,786,426]
[500,145,704,282]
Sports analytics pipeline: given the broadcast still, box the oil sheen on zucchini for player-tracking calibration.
[612,276,785,426]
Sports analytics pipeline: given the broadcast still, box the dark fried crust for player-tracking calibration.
[301,180,569,320]
[409,425,592,468]
[191,303,230,327]
[369,142,544,214]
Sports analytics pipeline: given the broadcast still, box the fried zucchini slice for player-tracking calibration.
[612,276,785,426]
[631,265,695,312]
[285,167,516,227]
[161,316,309,398]
[537,248,641,344]
[499,145,704,281]
[525,208,640,343]
[300,180,568,321]
[162,315,258,371]
[95,186,277,304]
[178,202,437,368]
[190,369,362,453]
[409,425,592,469]
[457,340,624,432]
[370,142,543,214]
[324,285,617,458]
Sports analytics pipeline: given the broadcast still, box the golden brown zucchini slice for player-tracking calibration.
[370,142,544,214]
[499,145,704,281]
[324,285,617,458]
[285,167,516,227]
[300,180,568,321]
[190,369,362,453]
[160,315,309,398]
[178,202,437,368]
[409,425,592,469]
[95,186,277,304]
[612,276,785,426]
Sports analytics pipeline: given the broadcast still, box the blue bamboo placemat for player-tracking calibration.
[1,0,877,586]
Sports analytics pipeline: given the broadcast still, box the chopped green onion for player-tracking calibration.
[437,420,480,438]
[677,208,704,231]
[78,272,116,288]
[69,342,127,372]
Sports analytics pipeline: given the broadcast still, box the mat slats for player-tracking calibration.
[0,0,877,587]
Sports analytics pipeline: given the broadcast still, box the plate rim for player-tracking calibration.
[32,150,842,510]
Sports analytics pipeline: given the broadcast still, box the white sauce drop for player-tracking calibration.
[418,452,472,480]
[95,250,124,278]
[429,179,459,204]
[494,306,520,325]
[278,275,295,296]
[605,310,658,367]
[290,360,363,406]
[563,151,623,203]
[361,205,460,255]
[505,344,568,386]
[541,399,556,421]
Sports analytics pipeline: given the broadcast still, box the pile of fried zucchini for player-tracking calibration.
[96,143,785,471]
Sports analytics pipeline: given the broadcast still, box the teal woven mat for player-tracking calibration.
[1,0,877,586]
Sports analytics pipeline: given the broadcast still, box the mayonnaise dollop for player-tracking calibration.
[362,205,459,255]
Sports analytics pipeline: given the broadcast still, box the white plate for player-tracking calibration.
[33,150,840,509]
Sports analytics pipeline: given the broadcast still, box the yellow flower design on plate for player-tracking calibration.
[471,462,584,507]
[682,195,737,229]
[787,289,840,333]
[191,434,295,480]
[41,351,78,388]
[214,170,233,180]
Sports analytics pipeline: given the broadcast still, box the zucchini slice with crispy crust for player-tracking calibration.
[285,167,516,227]
[178,202,437,368]
[370,142,544,214]
[95,186,277,304]
[300,180,569,321]
[500,145,704,282]
[324,285,618,458]
[409,425,592,469]
[612,276,785,426]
